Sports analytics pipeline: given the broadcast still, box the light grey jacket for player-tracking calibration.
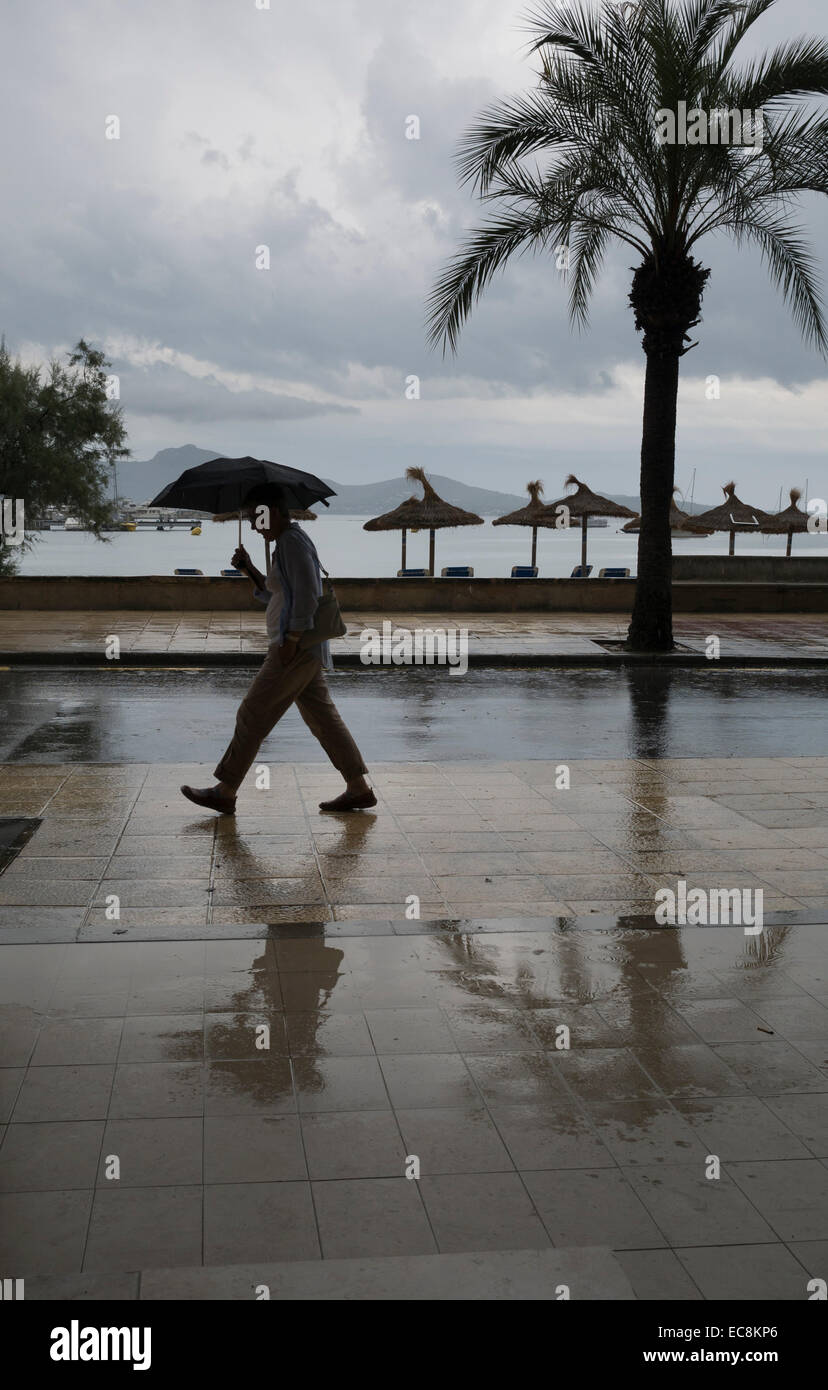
[254,523,331,668]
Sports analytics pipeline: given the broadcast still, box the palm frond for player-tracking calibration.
[427,0,828,356]
[426,208,554,353]
[720,208,828,350]
[568,219,611,326]
[731,36,828,109]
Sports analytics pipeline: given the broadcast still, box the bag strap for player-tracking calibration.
[317,558,337,596]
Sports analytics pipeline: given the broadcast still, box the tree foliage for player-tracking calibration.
[428,0,828,352]
[0,339,129,573]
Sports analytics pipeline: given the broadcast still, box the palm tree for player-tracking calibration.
[427,0,828,649]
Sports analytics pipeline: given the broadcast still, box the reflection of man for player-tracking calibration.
[181,483,376,815]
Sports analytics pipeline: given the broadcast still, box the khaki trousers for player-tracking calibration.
[214,646,368,791]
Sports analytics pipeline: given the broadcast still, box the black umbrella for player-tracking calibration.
[150,456,335,542]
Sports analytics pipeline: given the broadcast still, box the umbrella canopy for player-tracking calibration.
[363,466,483,574]
[622,491,712,536]
[761,487,810,555]
[151,456,335,514]
[492,480,558,567]
[693,481,776,555]
[541,474,636,569]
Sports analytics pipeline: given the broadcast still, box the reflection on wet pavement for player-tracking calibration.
[1,922,827,1298]
[2,666,828,764]
[2,663,828,1297]
[1,755,827,936]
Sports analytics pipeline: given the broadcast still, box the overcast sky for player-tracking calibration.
[3,0,828,508]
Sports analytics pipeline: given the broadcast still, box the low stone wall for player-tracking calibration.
[1,574,827,612]
[672,554,828,583]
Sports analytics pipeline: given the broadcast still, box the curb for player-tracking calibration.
[0,650,826,670]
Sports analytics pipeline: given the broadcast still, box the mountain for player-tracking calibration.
[318,474,528,517]
[115,448,531,514]
[113,445,713,515]
[115,445,219,504]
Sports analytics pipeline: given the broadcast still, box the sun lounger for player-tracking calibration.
[511,565,538,577]
[598,567,631,578]
[441,566,474,577]
[570,564,593,578]
[220,568,245,577]
[397,568,429,577]
[173,568,204,576]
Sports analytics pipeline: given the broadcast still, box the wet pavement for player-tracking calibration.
[2,923,828,1300]
[1,666,827,764]
[1,757,828,935]
[1,608,826,663]
[2,657,828,1298]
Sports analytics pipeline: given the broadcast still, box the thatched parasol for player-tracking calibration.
[492,480,559,568]
[622,490,712,537]
[693,481,775,555]
[362,466,484,575]
[541,474,636,569]
[762,488,810,556]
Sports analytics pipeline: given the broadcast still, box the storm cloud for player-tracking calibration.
[2,0,827,507]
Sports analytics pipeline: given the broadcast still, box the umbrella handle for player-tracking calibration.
[238,510,242,546]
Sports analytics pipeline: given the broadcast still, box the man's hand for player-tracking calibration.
[233,545,266,590]
[280,636,299,665]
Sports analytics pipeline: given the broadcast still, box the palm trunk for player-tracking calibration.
[625,251,710,653]
[626,347,679,649]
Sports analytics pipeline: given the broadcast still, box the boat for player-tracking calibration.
[63,517,83,530]
[129,507,204,530]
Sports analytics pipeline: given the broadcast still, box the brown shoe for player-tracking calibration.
[180,784,236,815]
[318,788,378,813]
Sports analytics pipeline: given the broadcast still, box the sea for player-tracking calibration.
[17,516,828,578]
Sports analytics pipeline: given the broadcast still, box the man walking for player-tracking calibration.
[180,484,375,814]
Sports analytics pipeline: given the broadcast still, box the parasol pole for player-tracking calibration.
[581,514,588,570]
[786,529,793,557]
[429,528,435,577]
[531,526,537,568]
[729,528,735,556]
[401,528,407,571]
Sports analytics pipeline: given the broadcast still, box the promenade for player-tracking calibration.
[1,617,827,1299]
[1,756,828,937]
[0,609,826,664]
